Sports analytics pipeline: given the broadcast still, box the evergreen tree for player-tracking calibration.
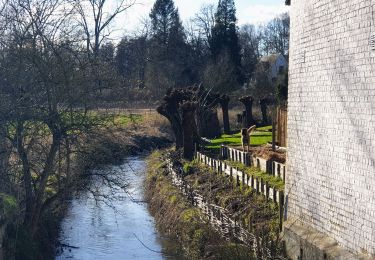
[208,0,243,91]
[146,0,189,97]
[149,0,185,47]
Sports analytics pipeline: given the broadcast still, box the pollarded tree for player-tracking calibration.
[209,0,243,92]
[181,102,197,160]
[157,85,221,157]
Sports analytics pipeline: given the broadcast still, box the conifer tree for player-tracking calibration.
[146,0,189,97]
[208,0,243,92]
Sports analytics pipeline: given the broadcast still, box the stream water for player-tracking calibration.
[56,157,181,260]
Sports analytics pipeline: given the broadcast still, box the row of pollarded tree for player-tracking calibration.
[157,85,276,160]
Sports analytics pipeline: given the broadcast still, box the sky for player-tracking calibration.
[111,0,289,39]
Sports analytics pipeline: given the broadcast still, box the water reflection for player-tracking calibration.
[56,157,181,260]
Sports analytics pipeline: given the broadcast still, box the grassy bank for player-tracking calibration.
[145,150,287,259]
[145,151,267,260]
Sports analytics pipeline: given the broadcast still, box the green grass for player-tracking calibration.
[256,125,273,132]
[205,126,273,152]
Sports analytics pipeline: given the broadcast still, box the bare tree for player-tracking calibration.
[0,0,126,235]
[239,24,262,84]
[73,0,137,57]
[192,4,215,50]
[260,13,290,56]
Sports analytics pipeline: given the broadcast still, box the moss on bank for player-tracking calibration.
[145,151,256,260]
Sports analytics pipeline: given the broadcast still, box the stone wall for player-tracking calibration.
[286,0,375,257]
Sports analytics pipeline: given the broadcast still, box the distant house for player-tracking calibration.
[260,54,288,82]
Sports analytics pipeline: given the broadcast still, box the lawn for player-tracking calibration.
[205,126,273,153]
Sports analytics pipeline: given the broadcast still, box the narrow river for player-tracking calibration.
[56,157,181,260]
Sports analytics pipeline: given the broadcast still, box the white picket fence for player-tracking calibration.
[196,151,285,206]
[220,146,286,182]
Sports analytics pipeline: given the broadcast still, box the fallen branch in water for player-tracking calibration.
[58,243,80,249]
[133,233,163,254]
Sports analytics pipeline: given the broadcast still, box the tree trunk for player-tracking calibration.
[157,105,183,149]
[239,96,254,128]
[16,122,34,227]
[31,134,61,234]
[219,95,230,134]
[170,116,183,149]
[198,109,221,139]
[222,104,230,134]
[181,102,197,160]
[260,99,268,125]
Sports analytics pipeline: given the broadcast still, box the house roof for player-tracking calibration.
[260,54,283,64]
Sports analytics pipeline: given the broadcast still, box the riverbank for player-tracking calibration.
[56,157,181,259]
[145,151,261,260]
[1,112,173,260]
